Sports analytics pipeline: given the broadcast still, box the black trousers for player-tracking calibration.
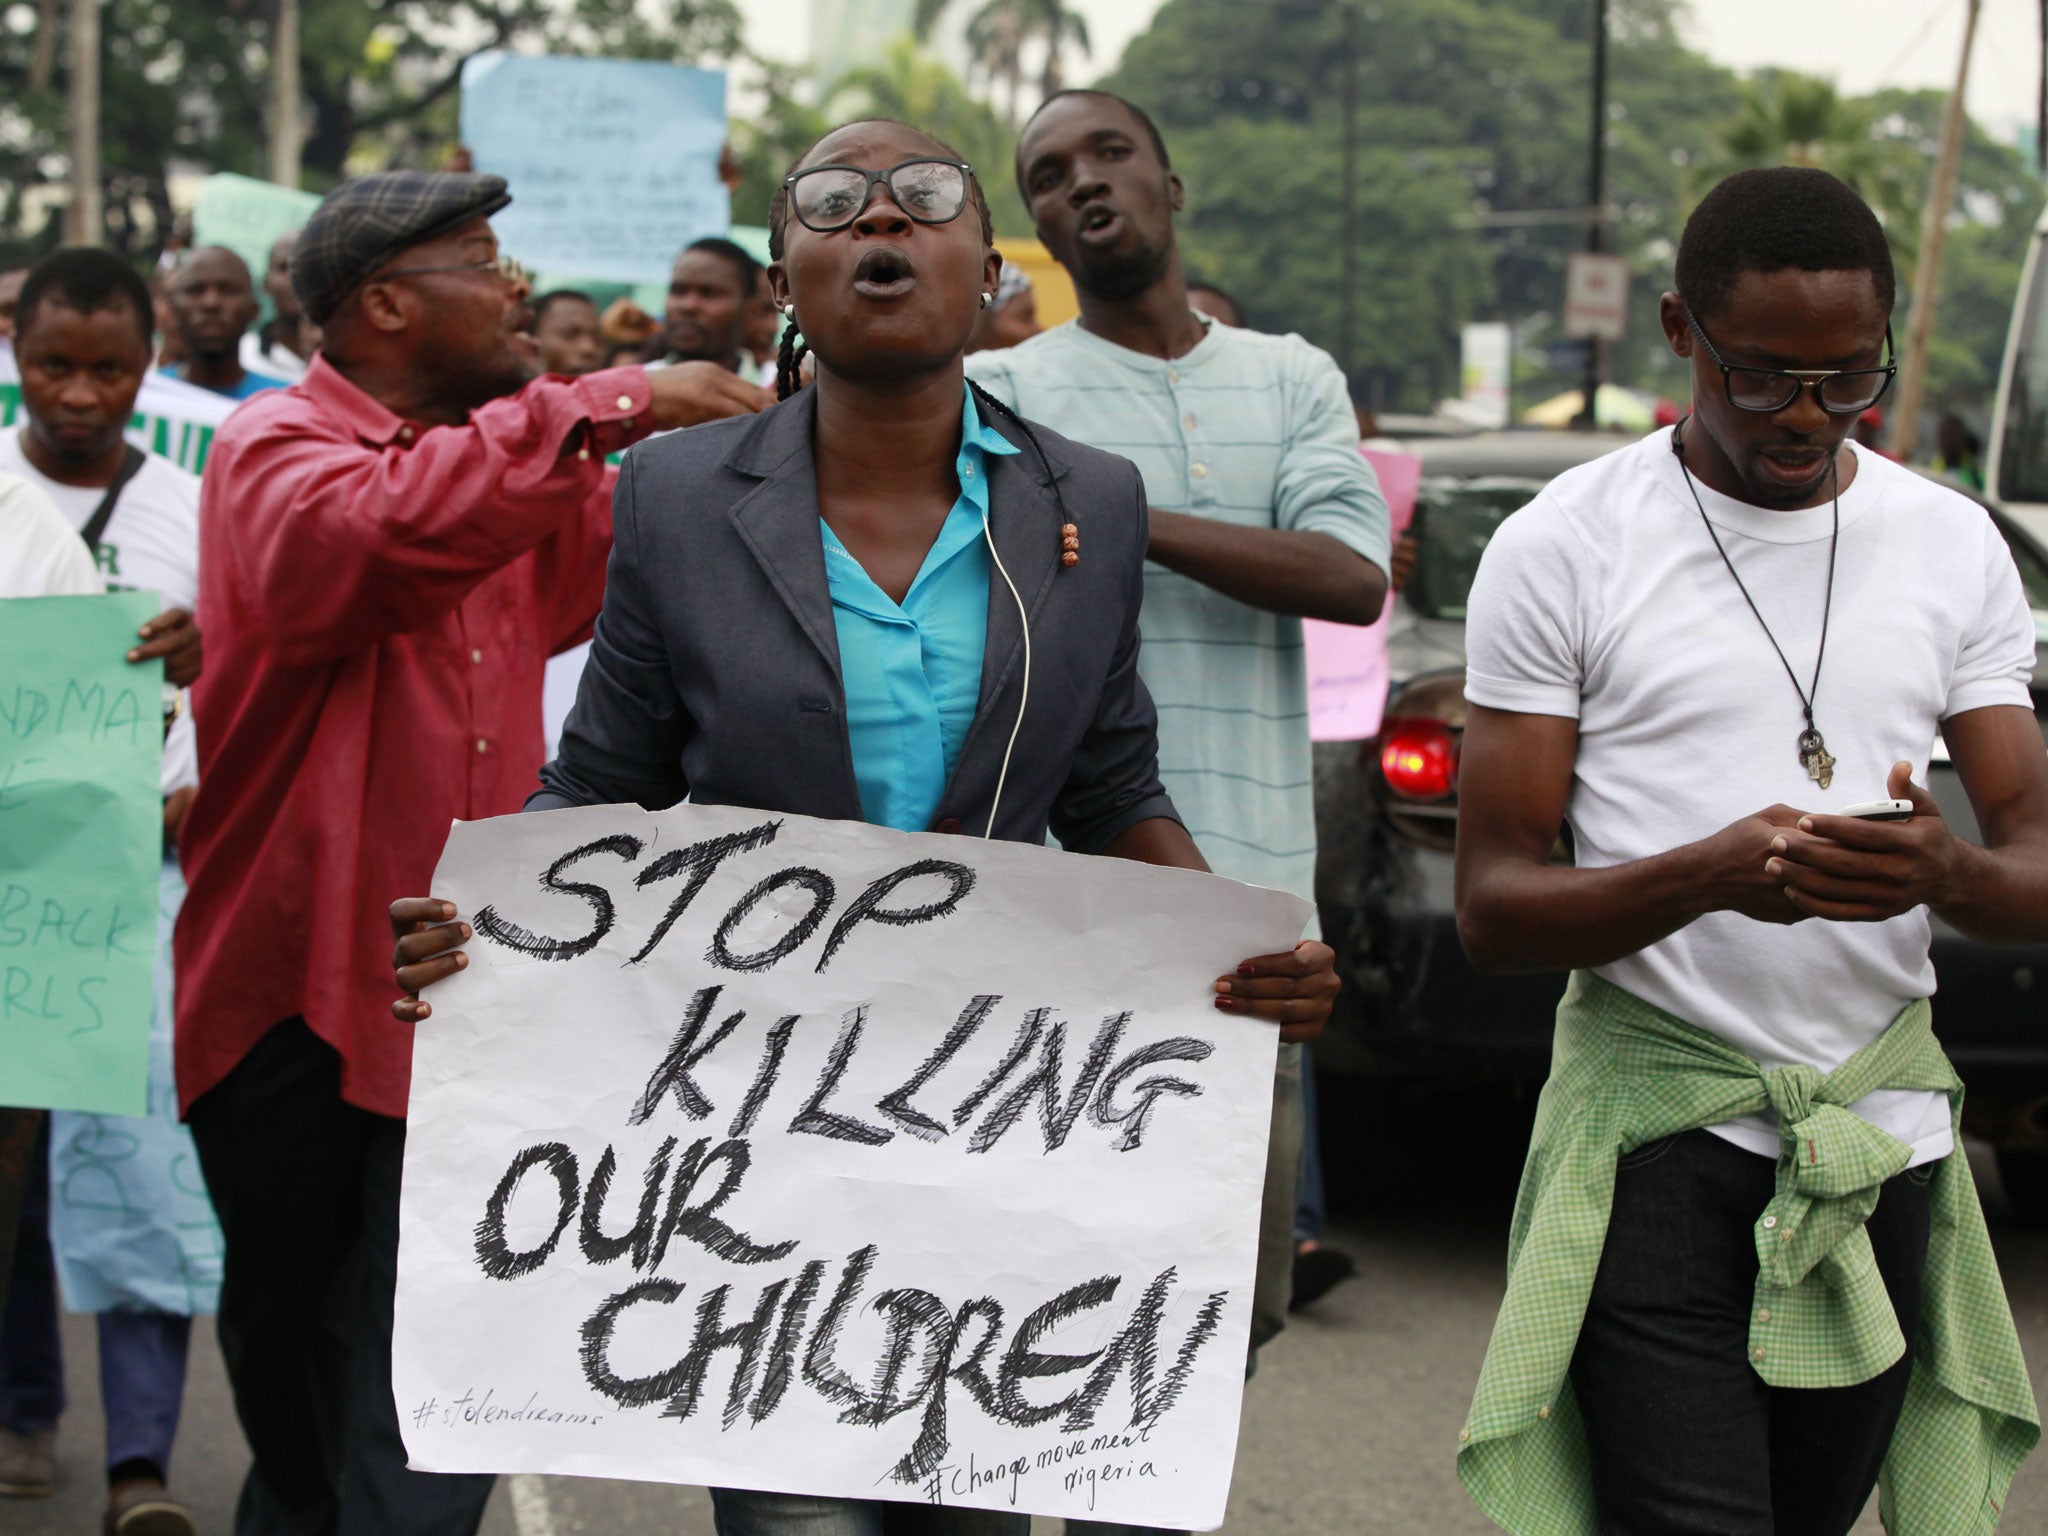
[1570,1127,1934,1536]
[187,1018,494,1536]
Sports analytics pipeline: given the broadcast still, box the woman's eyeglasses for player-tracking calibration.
[1684,303,1895,415]
[784,159,973,233]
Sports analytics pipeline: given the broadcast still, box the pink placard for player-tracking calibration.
[1305,448,1421,742]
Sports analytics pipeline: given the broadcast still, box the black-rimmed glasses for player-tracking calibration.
[377,253,530,287]
[784,159,973,233]
[1684,304,1896,415]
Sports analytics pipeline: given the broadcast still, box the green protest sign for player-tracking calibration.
[192,171,323,319]
[0,593,164,1115]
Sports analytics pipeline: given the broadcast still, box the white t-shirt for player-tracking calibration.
[241,329,310,383]
[0,430,201,792]
[0,470,102,597]
[1465,429,2037,1165]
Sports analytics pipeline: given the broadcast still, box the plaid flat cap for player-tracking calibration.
[292,170,513,325]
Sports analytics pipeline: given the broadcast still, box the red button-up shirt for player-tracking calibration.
[175,356,655,1118]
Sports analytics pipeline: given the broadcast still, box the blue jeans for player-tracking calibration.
[0,1120,193,1480]
[1292,1048,1326,1245]
[710,1488,1028,1535]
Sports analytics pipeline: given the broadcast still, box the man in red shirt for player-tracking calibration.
[173,169,768,1535]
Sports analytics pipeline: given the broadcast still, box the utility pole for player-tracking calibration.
[1893,0,1982,462]
[267,0,302,187]
[1572,0,1609,429]
[64,0,99,245]
[1338,0,1359,381]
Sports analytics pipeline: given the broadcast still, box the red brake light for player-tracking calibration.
[1378,717,1458,802]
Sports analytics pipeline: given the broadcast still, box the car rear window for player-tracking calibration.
[1994,513,2048,616]
[1406,477,1549,620]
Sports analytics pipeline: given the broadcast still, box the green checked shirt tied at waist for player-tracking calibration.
[1460,972,2038,1536]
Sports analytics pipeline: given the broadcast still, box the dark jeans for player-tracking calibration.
[0,1120,193,1482]
[1292,1048,1326,1244]
[1570,1127,1934,1536]
[187,1018,493,1536]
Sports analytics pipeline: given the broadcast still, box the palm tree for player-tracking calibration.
[1707,72,1926,268]
[824,35,1016,195]
[912,0,1091,128]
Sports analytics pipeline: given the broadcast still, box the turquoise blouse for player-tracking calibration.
[819,385,1020,832]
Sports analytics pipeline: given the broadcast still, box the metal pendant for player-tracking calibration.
[1798,727,1836,791]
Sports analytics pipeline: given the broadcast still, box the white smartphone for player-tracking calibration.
[1841,798,1913,822]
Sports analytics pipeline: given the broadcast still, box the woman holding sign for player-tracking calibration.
[391,118,1337,1536]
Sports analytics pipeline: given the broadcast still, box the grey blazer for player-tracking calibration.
[531,387,1179,852]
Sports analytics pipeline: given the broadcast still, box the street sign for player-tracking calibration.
[1563,252,1629,342]
[1460,322,1512,429]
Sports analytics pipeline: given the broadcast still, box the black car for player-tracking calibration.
[1312,430,2048,1217]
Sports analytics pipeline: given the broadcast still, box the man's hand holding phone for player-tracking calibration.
[1764,762,1958,922]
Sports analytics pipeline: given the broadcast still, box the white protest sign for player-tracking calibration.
[395,803,1310,1528]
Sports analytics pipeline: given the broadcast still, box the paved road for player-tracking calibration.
[15,1136,2048,1535]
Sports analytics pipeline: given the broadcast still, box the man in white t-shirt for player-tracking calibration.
[0,470,99,595]
[0,247,211,1536]
[1453,169,2048,1534]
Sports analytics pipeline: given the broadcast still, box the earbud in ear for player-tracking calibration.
[979,292,994,309]
[782,303,796,319]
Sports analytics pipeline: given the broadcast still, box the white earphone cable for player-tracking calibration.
[981,511,1030,839]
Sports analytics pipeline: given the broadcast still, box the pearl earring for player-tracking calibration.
[782,303,795,318]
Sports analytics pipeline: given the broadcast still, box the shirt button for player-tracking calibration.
[1167,368,1180,383]
[617,394,634,410]
[475,738,489,755]
[1757,1308,1772,1323]
[578,447,591,462]
[962,463,974,477]
[470,649,483,665]
[1457,1428,1470,1444]
[1183,413,1197,429]
[933,816,963,835]
[1752,1346,1767,1362]
[1537,1405,1550,1420]
[1761,1216,1777,1229]
[398,425,415,442]
[1779,1229,1794,1241]
[1191,462,1209,478]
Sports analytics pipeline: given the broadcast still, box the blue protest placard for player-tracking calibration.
[459,52,729,284]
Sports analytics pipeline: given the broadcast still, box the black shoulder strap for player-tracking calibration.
[78,445,148,555]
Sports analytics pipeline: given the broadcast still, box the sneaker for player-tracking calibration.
[105,1478,197,1536]
[0,1426,56,1495]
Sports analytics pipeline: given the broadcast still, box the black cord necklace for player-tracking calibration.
[1671,417,1841,790]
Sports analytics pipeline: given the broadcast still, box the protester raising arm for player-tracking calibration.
[210,355,762,668]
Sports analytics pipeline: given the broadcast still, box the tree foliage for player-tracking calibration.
[0,0,2036,424]
[1103,0,1741,408]
[0,0,745,267]
[914,0,1091,121]
[728,38,1035,240]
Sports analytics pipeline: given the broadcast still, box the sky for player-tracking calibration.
[734,0,2048,136]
